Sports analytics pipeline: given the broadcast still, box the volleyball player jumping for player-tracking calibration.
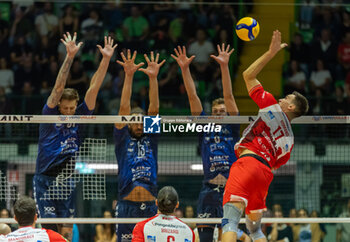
[172,44,250,242]
[34,33,117,237]
[114,50,165,242]
[222,31,309,242]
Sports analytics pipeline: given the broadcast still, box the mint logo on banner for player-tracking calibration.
[143,115,161,134]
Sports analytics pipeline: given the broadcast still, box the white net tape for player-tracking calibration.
[0,115,349,124]
[0,218,349,224]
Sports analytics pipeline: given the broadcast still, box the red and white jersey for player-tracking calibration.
[132,214,195,242]
[235,85,294,170]
[0,226,67,242]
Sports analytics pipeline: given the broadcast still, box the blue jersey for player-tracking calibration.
[114,126,158,199]
[199,112,240,182]
[36,102,93,174]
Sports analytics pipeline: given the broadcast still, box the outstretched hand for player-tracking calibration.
[97,36,118,58]
[269,30,288,56]
[171,46,195,69]
[139,51,166,79]
[116,49,144,76]
[210,43,234,65]
[60,32,83,58]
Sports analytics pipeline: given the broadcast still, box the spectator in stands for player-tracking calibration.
[299,0,316,29]
[284,60,307,95]
[168,12,187,45]
[337,199,350,242]
[150,16,171,52]
[293,208,323,242]
[311,28,338,77]
[35,2,59,48]
[310,59,332,94]
[310,210,326,241]
[0,58,14,94]
[175,208,184,218]
[101,2,123,32]
[9,35,33,70]
[310,88,327,115]
[59,4,79,36]
[188,29,215,83]
[9,7,34,46]
[0,224,11,235]
[340,10,350,38]
[329,86,347,114]
[215,6,235,46]
[14,55,40,95]
[67,59,88,98]
[158,61,182,103]
[338,31,350,78]
[0,196,67,241]
[289,33,310,73]
[80,9,103,54]
[94,210,116,242]
[122,6,149,51]
[266,209,293,242]
[214,29,231,47]
[315,7,340,39]
[0,11,9,59]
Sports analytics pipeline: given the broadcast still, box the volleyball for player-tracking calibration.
[235,17,260,41]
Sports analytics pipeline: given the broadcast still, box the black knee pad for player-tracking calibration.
[198,227,214,242]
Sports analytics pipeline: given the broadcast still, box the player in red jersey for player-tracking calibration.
[0,196,67,242]
[222,30,309,242]
[132,186,195,242]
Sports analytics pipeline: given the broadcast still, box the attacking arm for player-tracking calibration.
[47,32,83,108]
[115,50,144,129]
[139,51,165,115]
[84,36,117,110]
[171,46,203,115]
[211,44,238,115]
[242,30,287,93]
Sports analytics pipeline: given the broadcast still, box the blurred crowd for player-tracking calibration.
[0,1,249,115]
[0,1,349,116]
[287,0,350,115]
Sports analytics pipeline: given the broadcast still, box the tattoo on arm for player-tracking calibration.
[47,57,73,106]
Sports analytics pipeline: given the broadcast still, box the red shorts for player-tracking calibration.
[223,155,273,214]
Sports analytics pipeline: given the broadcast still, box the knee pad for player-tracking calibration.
[246,216,265,241]
[198,227,214,242]
[221,203,242,234]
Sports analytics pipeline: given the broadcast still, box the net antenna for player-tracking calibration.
[40,138,107,201]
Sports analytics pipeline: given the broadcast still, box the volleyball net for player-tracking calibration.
[0,115,348,222]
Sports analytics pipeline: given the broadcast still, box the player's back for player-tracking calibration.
[133,214,195,241]
[2,226,67,242]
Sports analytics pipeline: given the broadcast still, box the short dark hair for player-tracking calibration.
[60,88,79,102]
[212,98,225,107]
[157,186,178,215]
[130,107,146,115]
[14,196,36,226]
[292,91,309,117]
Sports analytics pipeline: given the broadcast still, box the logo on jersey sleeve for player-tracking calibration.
[147,235,156,241]
[144,115,161,134]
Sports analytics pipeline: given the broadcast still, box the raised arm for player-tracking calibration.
[139,51,165,115]
[242,30,287,93]
[84,36,117,110]
[115,50,144,129]
[211,44,238,116]
[171,46,203,115]
[47,32,83,108]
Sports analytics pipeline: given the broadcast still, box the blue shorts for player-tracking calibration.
[115,200,157,242]
[197,183,225,227]
[33,174,76,218]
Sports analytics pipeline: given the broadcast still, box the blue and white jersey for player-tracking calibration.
[36,102,93,174]
[114,126,158,199]
[199,112,240,182]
